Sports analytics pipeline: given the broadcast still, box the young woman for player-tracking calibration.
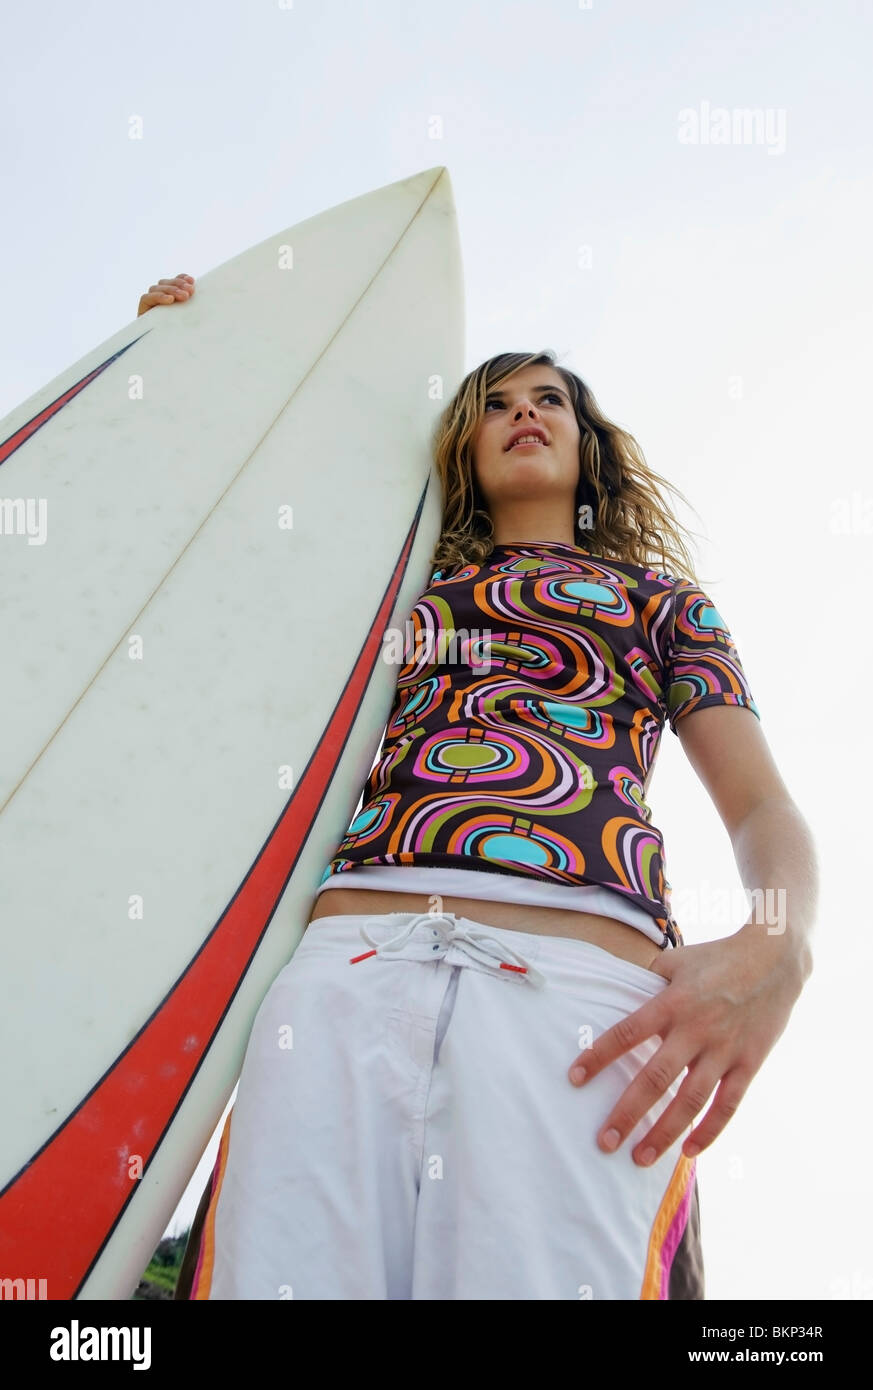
[145,275,817,1300]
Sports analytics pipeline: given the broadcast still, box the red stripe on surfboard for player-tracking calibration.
[0,487,429,1298]
[0,333,150,466]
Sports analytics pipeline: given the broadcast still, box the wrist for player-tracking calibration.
[734,916,814,991]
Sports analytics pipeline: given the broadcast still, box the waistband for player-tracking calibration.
[345,911,548,989]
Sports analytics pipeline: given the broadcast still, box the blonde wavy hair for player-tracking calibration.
[428,350,704,586]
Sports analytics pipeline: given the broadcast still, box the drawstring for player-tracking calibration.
[349,911,546,989]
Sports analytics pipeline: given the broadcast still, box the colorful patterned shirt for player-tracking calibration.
[320,539,761,947]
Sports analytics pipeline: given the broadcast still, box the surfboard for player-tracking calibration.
[0,166,464,1299]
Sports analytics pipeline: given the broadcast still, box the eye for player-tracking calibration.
[484,391,564,411]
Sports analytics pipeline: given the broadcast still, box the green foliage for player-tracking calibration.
[152,1234,188,1268]
[131,1228,191,1300]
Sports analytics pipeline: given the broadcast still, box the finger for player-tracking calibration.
[627,1062,724,1166]
[150,278,189,294]
[568,996,665,1083]
[675,1067,750,1160]
[593,1043,690,1156]
[137,289,177,316]
[154,280,190,299]
[138,294,174,312]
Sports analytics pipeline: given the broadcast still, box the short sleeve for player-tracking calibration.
[662,581,761,736]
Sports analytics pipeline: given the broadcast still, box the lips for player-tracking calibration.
[505,426,549,450]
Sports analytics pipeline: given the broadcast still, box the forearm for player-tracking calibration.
[729,795,818,984]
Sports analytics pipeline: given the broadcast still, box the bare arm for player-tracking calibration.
[675,704,817,977]
[568,704,817,1166]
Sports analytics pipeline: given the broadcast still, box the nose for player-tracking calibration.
[512,400,541,420]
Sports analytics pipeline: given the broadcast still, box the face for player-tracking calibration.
[470,365,582,521]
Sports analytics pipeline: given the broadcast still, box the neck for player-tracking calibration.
[489,504,577,548]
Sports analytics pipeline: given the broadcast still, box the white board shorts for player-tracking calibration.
[187,910,703,1300]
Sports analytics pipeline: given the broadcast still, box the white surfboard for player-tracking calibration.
[0,166,464,1299]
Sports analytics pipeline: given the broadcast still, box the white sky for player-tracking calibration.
[2,0,871,1302]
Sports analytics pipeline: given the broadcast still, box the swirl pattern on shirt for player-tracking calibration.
[321,541,760,946]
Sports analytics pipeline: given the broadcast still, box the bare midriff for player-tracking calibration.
[306,886,666,973]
